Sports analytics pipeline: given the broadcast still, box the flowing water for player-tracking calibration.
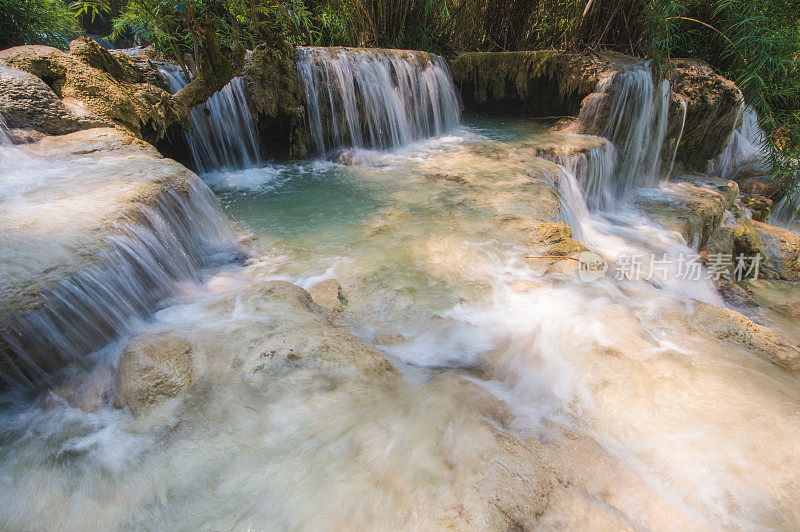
[297,47,460,156]
[0,52,799,529]
[159,65,262,173]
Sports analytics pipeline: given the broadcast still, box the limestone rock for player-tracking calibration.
[309,279,346,313]
[114,333,195,415]
[635,176,738,248]
[448,50,618,117]
[0,64,106,136]
[751,221,800,281]
[668,59,744,171]
[692,303,800,371]
[742,195,773,222]
[705,219,763,279]
[0,38,177,143]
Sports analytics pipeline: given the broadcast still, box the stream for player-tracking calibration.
[0,48,798,530]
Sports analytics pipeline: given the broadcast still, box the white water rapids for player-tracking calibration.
[0,52,799,529]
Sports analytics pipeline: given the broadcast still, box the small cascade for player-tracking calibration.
[603,68,670,192]
[537,139,618,211]
[0,115,11,146]
[297,47,461,156]
[577,64,670,203]
[666,95,688,178]
[159,65,262,173]
[0,175,239,388]
[709,105,771,180]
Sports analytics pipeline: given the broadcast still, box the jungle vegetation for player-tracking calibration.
[1,0,799,205]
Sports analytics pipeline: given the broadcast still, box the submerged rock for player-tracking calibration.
[114,333,195,415]
[309,279,346,314]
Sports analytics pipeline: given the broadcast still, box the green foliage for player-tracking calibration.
[649,0,800,209]
[0,0,79,49]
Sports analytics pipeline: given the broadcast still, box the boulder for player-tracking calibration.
[0,64,106,136]
[309,279,346,314]
[114,333,195,415]
[0,38,178,143]
[705,219,763,279]
[668,59,744,171]
[751,220,800,280]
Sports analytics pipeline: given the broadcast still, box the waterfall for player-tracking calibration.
[159,65,262,173]
[575,64,670,205]
[537,139,618,211]
[709,105,771,180]
[603,68,670,193]
[667,95,688,178]
[296,47,461,156]
[0,175,239,388]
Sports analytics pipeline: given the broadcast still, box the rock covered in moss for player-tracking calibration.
[751,220,800,280]
[448,50,617,117]
[0,37,178,144]
[0,63,107,137]
[242,43,309,158]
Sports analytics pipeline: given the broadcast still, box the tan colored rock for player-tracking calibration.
[114,333,195,415]
[309,279,346,313]
[0,38,177,143]
[40,363,115,412]
[692,302,800,371]
[0,64,106,136]
[635,176,738,247]
[751,220,800,281]
[705,218,763,279]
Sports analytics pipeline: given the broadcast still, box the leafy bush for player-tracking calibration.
[0,0,78,49]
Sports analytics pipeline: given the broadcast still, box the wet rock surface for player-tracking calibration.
[114,333,194,416]
[635,175,738,248]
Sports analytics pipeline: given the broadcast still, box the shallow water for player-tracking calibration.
[1,118,799,529]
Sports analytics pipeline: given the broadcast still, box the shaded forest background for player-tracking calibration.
[1,0,799,200]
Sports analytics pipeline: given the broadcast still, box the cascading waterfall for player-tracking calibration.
[0,172,239,388]
[666,95,688,178]
[159,65,262,173]
[537,139,618,211]
[710,105,771,181]
[557,63,671,212]
[602,68,671,193]
[297,47,461,156]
